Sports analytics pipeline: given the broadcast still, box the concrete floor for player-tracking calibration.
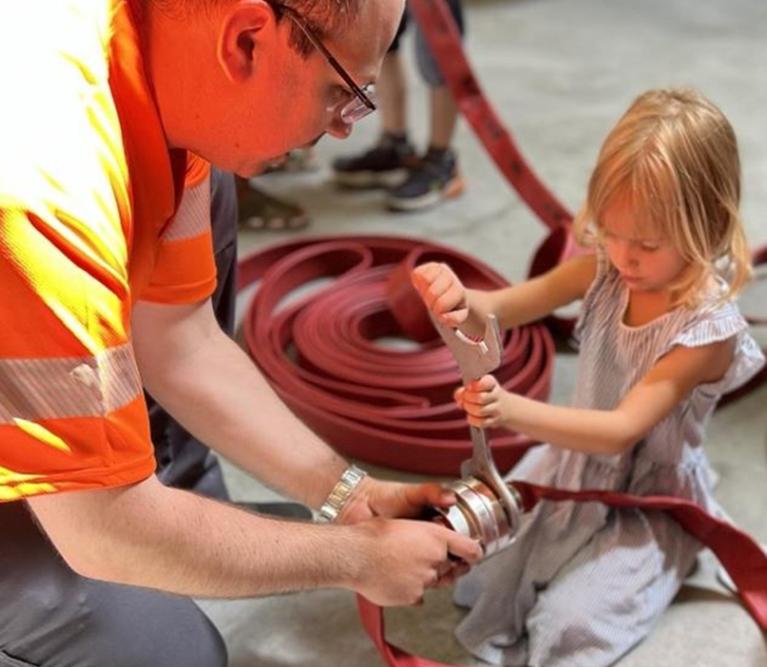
[199,0,767,664]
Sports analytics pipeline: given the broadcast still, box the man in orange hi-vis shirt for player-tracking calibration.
[0,1,482,664]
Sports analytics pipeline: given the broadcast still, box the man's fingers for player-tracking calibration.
[403,482,455,511]
[445,530,483,564]
[433,561,471,588]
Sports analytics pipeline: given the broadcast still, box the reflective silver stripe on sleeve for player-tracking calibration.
[0,343,142,423]
[161,176,211,242]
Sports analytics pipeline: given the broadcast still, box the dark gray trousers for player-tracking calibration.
[0,169,237,667]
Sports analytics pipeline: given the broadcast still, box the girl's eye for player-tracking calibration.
[640,243,660,252]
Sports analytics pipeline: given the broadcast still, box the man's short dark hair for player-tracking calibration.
[150,1,361,57]
[272,1,361,57]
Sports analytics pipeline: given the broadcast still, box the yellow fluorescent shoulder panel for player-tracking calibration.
[0,0,131,354]
[2,210,128,354]
[0,465,59,500]
[0,483,58,502]
[12,419,72,454]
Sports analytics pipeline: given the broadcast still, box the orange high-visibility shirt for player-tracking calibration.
[0,0,218,500]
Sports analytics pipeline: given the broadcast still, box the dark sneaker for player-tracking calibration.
[333,134,416,189]
[386,147,465,212]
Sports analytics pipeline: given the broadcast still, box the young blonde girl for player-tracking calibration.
[412,88,764,667]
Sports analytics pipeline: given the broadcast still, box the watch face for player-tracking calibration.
[319,466,367,522]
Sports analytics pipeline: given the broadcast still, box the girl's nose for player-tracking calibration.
[615,242,638,269]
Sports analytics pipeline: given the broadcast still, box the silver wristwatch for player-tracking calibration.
[317,464,368,523]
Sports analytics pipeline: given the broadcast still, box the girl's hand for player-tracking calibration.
[454,374,511,429]
[411,262,469,327]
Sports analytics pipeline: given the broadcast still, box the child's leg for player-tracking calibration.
[524,509,699,667]
[453,521,540,666]
[379,50,409,137]
[332,13,415,190]
[428,85,459,151]
[453,497,586,666]
[413,0,463,150]
[386,0,465,211]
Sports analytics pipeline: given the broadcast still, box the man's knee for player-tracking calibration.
[2,576,226,667]
[84,582,227,667]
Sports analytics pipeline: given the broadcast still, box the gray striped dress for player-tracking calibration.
[453,253,765,667]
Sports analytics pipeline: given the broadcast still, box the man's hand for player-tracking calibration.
[349,517,481,606]
[338,477,456,524]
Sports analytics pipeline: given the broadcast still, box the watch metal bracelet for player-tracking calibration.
[317,464,368,523]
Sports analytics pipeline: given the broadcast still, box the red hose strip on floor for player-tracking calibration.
[358,481,767,666]
[408,0,571,233]
[237,235,554,476]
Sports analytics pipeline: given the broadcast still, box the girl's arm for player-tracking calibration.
[458,337,735,455]
[463,253,597,335]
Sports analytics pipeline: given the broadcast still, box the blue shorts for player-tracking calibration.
[389,0,465,87]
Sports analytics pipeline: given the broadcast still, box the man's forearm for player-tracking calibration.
[29,476,475,607]
[143,328,346,508]
[30,477,358,597]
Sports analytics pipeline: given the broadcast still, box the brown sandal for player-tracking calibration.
[237,180,311,231]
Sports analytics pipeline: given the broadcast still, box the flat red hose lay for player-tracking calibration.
[237,235,554,476]
[358,482,767,667]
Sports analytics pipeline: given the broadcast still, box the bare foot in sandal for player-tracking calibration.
[236,177,311,231]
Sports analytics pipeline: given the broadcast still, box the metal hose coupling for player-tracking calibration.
[424,313,526,558]
[431,477,524,558]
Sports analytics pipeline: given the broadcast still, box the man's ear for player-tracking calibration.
[216,1,273,83]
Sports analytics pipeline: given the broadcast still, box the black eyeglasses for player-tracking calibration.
[273,4,377,124]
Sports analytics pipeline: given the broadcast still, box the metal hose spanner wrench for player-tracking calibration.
[429,314,524,557]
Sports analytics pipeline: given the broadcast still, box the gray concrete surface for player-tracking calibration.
[198,1,767,664]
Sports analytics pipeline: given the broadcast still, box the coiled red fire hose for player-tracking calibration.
[237,235,554,476]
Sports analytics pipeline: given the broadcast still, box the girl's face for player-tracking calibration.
[599,196,689,294]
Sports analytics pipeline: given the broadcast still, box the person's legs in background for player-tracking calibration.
[386,0,464,211]
[332,0,465,212]
[332,14,418,190]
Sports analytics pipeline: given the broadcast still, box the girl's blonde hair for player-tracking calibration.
[574,88,751,306]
